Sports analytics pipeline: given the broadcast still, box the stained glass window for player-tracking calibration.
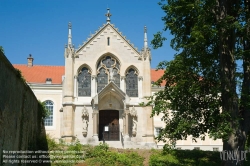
[126,68,138,97]
[97,68,108,93]
[102,56,114,68]
[113,68,120,87]
[97,56,120,92]
[78,67,91,96]
[44,100,53,126]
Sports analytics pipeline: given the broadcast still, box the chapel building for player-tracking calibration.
[14,9,223,150]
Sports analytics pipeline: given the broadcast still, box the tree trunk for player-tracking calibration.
[218,0,241,165]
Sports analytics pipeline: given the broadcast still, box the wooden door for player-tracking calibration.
[99,110,119,141]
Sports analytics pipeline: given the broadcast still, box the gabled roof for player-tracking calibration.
[13,65,165,86]
[76,23,140,55]
[13,64,64,84]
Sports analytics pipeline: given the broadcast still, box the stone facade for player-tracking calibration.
[59,17,156,148]
[13,10,223,150]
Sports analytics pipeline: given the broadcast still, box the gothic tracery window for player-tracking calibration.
[126,68,138,97]
[97,56,120,92]
[78,67,91,96]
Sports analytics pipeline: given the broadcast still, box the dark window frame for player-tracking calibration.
[126,68,138,97]
[78,67,91,96]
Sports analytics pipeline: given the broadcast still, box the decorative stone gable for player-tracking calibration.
[75,23,141,58]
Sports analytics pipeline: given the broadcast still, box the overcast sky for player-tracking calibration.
[0,0,176,68]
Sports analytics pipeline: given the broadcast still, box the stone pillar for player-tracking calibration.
[62,22,74,143]
[144,106,156,148]
[91,75,96,97]
[62,105,74,142]
[120,76,125,92]
[124,109,130,141]
[122,113,126,135]
[92,109,99,141]
[138,76,143,99]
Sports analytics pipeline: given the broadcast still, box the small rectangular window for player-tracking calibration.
[107,37,110,46]
[194,147,200,150]
[176,147,181,150]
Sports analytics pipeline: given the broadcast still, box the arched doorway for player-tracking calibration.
[99,110,119,141]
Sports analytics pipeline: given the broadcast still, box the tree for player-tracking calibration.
[149,0,250,165]
[0,46,4,53]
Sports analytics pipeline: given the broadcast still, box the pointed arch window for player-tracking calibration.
[97,68,108,93]
[97,56,120,92]
[126,68,138,97]
[78,67,91,96]
[44,100,54,126]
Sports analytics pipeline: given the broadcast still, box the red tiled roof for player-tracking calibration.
[151,69,165,86]
[13,65,165,86]
[13,65,65,84]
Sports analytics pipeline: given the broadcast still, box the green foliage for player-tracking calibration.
[45,138,144,166]
[84,143,144,166]
[147,54,224,142]
[150,149,221,166]
[84,143,109,158]
[162,144,175,154]
[15,68,26,82]
[46,135,84,166]
[46,134,60,150]
[0,46,4,53]
[94,142,109,152]
[151,32,167,49]
[38,100,49,120]
[150,149,250,166]
[149,0,250,153]
[68,139,83,152]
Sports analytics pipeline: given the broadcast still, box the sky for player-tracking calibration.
[0,0,176,68]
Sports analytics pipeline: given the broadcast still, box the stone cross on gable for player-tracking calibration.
[105,8,112,23]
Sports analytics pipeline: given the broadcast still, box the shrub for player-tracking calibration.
[85,143,144,166]
[46,135,84,166]
[38,100,49,120]
[46,135,59,150]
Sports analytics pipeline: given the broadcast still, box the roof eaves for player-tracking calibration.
[27,83,62,86]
